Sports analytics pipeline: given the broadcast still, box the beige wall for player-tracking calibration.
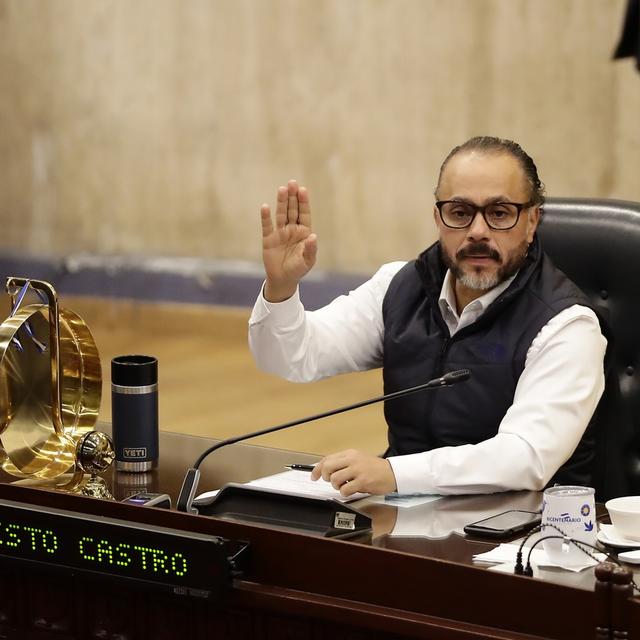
[0,0,638,274]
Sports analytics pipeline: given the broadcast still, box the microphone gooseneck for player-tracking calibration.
[176,368,471,513]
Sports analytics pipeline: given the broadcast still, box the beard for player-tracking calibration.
[441,239,530,291]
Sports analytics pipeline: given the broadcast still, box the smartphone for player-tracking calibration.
[463,509,541,539]
[121,492,172,509]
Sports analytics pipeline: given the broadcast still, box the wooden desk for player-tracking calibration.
[0,430,633,639]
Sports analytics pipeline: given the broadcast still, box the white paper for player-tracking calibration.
[247,470,369,502]
[473,542,606,573]
[196,470,368,503]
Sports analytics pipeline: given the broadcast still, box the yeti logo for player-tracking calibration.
[123,448,147,458]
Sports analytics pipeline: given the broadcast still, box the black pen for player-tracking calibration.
[285,464,316,472]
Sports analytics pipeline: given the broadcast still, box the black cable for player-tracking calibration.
[558,538,640,594]
[513,522,640,593]
[533,522,619,566]
[525,535,566,577]
[515,523,544,574]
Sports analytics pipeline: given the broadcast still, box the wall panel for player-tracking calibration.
[0,0,637,275]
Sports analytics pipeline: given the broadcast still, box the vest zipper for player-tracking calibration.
[420,335,452,449]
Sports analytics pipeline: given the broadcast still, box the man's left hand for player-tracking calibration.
[310,449,397,497]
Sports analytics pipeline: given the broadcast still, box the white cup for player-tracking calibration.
[541,485,596,567]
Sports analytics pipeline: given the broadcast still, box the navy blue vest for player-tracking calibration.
[381,237,603,486]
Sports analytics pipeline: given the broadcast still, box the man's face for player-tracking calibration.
[434,150,540,297]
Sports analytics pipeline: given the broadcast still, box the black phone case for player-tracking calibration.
[463,510,541,539]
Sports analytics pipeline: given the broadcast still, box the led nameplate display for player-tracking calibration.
[0,499,229,596]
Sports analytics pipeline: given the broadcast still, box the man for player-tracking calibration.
[249,136,607,497]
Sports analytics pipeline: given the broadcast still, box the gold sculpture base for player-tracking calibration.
[9,472,113,499]
[79,474,113,499]
[0,278,114,497]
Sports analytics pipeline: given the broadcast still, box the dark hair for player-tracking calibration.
[435,136,545,206]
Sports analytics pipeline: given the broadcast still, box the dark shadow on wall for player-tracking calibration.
[614,0,640,72]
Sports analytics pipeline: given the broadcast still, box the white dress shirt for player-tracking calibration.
[248,262,607,495]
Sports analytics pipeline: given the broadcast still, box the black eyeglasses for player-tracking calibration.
[436,200,534,230]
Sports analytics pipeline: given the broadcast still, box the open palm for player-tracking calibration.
[260,180,317,301]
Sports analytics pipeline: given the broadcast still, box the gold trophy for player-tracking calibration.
[0,277,114,497]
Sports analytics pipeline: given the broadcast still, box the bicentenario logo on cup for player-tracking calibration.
[546,511,581,524]
[546,507,594,533]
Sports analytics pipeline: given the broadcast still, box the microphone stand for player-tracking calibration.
[177,369,470,514]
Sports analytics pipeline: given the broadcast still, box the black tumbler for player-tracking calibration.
[111,355,159,472]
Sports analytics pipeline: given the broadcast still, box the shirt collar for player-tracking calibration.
[438,270,517,323]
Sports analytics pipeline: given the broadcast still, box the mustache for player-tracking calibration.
[456,243,501,262]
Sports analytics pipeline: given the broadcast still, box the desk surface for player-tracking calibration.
[107,430,608,588]
[0,428,634,640]
[2,429,612,585]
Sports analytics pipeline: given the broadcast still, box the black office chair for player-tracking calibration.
[539,198,640,501]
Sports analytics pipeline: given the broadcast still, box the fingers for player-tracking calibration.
[272,180,310,230]
[260,204,273,238]
[310,451,397,496]
[275,186,288,229]
[311,451,354,488]
[331,468,356,495]
[310,462,323,481]
[298,186,312,228]
[287,179,299,225]
[339,477,364,498]
[302,234,317,268]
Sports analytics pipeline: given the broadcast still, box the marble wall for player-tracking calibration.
[0,0,637,274]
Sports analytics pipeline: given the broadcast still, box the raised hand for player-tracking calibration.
[260,179,317,302]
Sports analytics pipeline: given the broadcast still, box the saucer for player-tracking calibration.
[598,524,640,549]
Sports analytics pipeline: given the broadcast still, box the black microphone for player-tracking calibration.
[176,368,471,513]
